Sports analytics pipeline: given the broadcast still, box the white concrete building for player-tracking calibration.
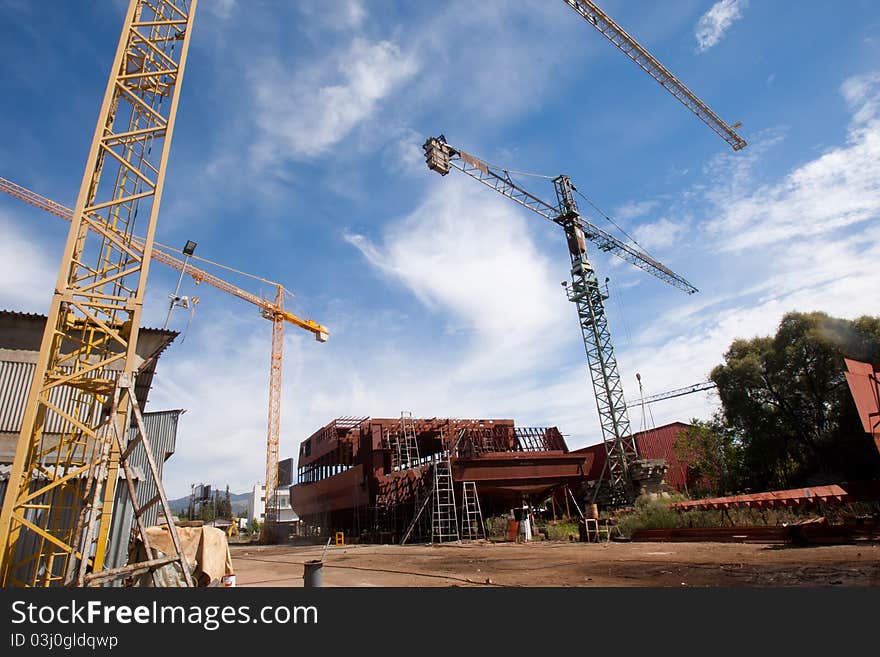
[247,484,299,525]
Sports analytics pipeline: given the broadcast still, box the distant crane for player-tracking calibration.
[0,174,327,544]
[424,136,697,506]
[561,0,747,151]
[626,381,717,409]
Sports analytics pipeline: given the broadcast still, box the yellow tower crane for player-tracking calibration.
[0,175,327,548]
[0,0,199,587]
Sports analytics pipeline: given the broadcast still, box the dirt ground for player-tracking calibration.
[229,539,880,587]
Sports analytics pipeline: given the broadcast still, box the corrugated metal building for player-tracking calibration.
[126,409,184,528]
[0,310,177,462]
[574,422,694,492]
[0,310,182,581]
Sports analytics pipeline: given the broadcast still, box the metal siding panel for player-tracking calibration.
[1,468,138,586]
[0,361,110,435]
[126,409,180,528]
[635,423,690,491]
[0,361,30,432]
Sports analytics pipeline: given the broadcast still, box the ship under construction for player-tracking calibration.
[289,414,594,543]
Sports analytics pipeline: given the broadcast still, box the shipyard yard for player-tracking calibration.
[1,0,879,609]
[230,541,880,588]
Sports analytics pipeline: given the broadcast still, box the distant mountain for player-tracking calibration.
[167,491,251,516]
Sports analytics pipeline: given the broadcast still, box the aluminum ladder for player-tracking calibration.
[431,460,460,543]
[460,481,486,541]
[398,411,421,469]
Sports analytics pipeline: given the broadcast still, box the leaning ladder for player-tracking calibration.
[398,411,420,469]
[460,481,486,541]
[431,460,460,543]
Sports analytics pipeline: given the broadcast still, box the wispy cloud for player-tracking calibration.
[614,200,659,221]
[344,176,571,377]
[695,0,748,53]
[0,210,59,313]
[706,73,880,251]
[296,0,366,32]
[615,71,880,430]
[633,217,688,250]
[251,38,418,164]
[204,0,236,20]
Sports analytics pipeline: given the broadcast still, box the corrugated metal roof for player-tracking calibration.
[0,309,178,337]
[1,311,178,438]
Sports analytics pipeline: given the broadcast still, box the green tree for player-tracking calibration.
[711,311,880,490]
[675,416,741,496]
[199,503,215,523]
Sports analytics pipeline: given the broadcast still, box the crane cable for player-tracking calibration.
[573,187,656,260]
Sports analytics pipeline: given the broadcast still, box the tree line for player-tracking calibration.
[185,485,234,522]
[676,311,880,497]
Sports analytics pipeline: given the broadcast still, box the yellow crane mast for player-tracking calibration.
[0,175,328,546]
[0,0,199,587]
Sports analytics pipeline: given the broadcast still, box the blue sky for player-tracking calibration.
[1,0,879,497]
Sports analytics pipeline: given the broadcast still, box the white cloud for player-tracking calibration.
[251,38,418,163]
[613,71,880,432]
[380,126,428,177]
[0,211,59,313]
[695,0,748,53]
[404,1,586,123]
[706,74,880,251]
[344,176,571,378]
[633,217,688,251]
[205,0,236,20]
[614,200,659,222]
[297,0,366,31]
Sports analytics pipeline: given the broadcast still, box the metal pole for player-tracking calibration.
[164,253,191,329]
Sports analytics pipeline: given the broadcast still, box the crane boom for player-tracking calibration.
[561,0,747,152]
[425,138,698,294]
[0,176,329,342]
[626,381,716,408]
[425,136,698,506]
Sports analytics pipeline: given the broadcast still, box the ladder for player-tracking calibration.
[67,374,193,587]
[400,473,433,545]
[460,481,486,541]
[398,411,420,470]
[431,460,460,543]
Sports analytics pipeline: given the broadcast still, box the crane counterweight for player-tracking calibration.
[423,136,453,175]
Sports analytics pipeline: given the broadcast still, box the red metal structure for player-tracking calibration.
[668,481,880,511]
[290,416,589,542]
[574,422,692,492]
[844,358,880,455]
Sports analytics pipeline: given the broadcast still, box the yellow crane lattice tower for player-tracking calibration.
[0,0,197,586]
[0,175,329,546]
